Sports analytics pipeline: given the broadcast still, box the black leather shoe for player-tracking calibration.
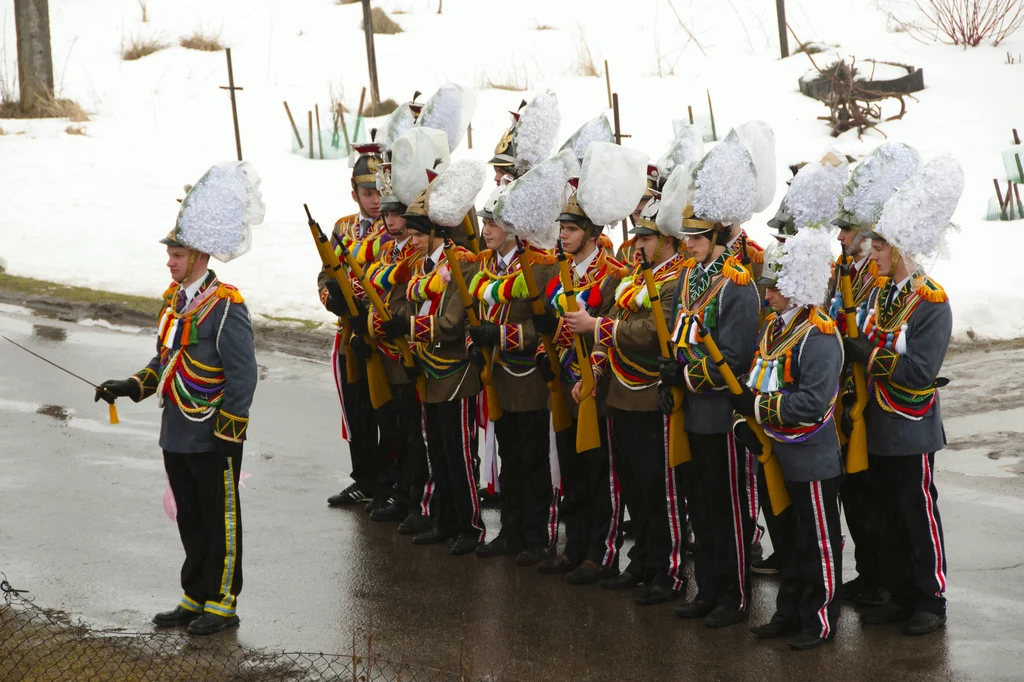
[412,527,452,545]
[752,553,781,575]
[673,599,714,619]
[705,605,746,628]
[475,536,523,558]
[750,617,800,639]
[567,560,619,585]
[186,612,240,636]
[843,575,866,600]
[398,512,433,536]
[538,554,580,574]
[861,603,912,625]
[369,502,406,523]
[600,572,640,590]
[515,545,554,566]
[635,585,679,606]
[855,588,889,608]
[365,496,391,514]
[788,632,829,650]
[477,487,500,508]
[152,605,202,628]
[904,610,946,636]
[328,483,370,507]
[450,535,481,556]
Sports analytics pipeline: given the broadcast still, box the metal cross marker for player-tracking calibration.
[220,48,244,161]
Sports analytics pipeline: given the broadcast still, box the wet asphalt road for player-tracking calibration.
[1,302,1023,681]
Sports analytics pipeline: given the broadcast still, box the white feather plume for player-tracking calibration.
[778,227,834,308]
[787,153,848,230]
[513,90,561,172]
[415,83,476,152]
[734,120,776,212]
[391,127,451,206]
[380,103,416,149]
[843,142,920,227]
[690,130,757,225]
[576,142,649,227]
[657,124,704,178]
[875,155,964,260]
[559,114,614,162]
[427,159,487,228]
[656,164,695,239]
[493,150,577,249]
[175,161,265,263]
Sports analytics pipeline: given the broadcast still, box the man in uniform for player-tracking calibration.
[470,189,559,565]
[574,195,688,605]
[96,164,260,635]
[380,185,486,556]
[319,146,388,509]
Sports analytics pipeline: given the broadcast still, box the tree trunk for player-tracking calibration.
[14,0,55,114]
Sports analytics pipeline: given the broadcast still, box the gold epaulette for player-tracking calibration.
[746,244,765,264]
[334,213,358,234]
[448,246,478,263]
[478,248,495,261]
[601,252,629,280]
[526,245,556,266]
[215,283,245,304]
[917,276,948,303]
[162,283,179,299]
[597,234,615,251]
[722,256,751,285]
[682,257,697,269]
[810,307,836,334]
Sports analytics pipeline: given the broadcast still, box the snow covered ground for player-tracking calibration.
[1,0,1021,338]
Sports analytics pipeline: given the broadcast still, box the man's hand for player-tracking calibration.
[532,305,558,336]
[215,436,244,461]
[324,280,349,317]
[535,353,556,383]
[571,380,595,404]
[348,298,369,337]
[728,383,757,417]
[657,383,675,415]
[658,358,687,388]
[844,335,874,365]
[350,335,373,361]
[380,314,410,340]
[402,356,423,382]
[467,343,485,367]
[468,321,500,348]
[564,309,597,335]
[94,378,139,404]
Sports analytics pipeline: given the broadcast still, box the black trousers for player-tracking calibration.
[163,449,243,617]
[774,477,843,639]
[687,432,753,611]
[757,464,789,564]
[375,383,429,512]
[871,453,948,615]
[840,465,882,590]
[494,409,556,548]
[423,397,485,541]
[610,409,686,590]
[333,340,384,496]
[555,416,621,567]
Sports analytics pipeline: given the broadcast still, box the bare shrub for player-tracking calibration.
[886,0,1024,47]
[360,7,403,34]
[180,28,224,52]
[65,125,85,135]
[121,34,166,60]
[1,96,89,120]
[572,28,600,77]
[534,22,556,30]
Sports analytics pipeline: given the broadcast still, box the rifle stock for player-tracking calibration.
[839,254,869,474]
[442,240,503,422]
[638,252,690,466]
[694,318,791,515]
[516,237,572,433]
[462,211,482,255]
[556,244,602,453]
[305,205,392,409]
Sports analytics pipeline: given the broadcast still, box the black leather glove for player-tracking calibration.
[468,321,500,348]
[535,353,556,383]
[728,383,757,417]
[467,343,485,367]
[324,279,349,317]
[348,298,369,336]
[402,356,423,382]
[843,335,874,365]
[532,305,558,336]
[732,419,763,456]
[657,383,675,415]
[380,313,409,340]
[215,437,244,461]
[94,378,139,404]
[350,334,373,361]
[840,406,854,439]
[658,358,687,388]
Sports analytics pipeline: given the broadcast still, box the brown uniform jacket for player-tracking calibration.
[365,236,421,385]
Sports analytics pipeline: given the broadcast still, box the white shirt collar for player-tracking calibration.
[181,269,208,307]
[574,247,598,277]
[779,305,803,327]
[498,247,516,270]
[395,235,410,250]
[893,274,913,292]
[652,256,675,274]
[429,243,445,264]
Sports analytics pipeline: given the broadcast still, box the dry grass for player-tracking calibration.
[121,34,166,61]
[534,22,556,30]
[0,97,89,121]
[65,125,86,135]
[179,28,225,52]
[572,28,600,77]
[361,7,404,34]
[0,126,5,135]
[478,64,530,91]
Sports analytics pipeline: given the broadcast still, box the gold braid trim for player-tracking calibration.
[722,256,751,286]
[215,410,249,443]
[526,246,556,266]
[745,244,765,264]
[131,367,159,401]
[917,276,948,303]
[810,307,836,335]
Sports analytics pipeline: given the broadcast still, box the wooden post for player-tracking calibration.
[994,179,1006,220]
[775,0,789,58]
[604,60,612,109]
[467,122,473,150]
[612,93,628,244]
[339,103,351,155]
[706,89,717,141]
[14,0,55,115]
[1015,183,1024,219]
[687,105,694,125]
[219,48,244,161]
[360,0,381,111]
[283,101,303,149]
[1013,128,1020,144]
[315,104,324,160]
[353,86,367,143]
[308,110,314,160]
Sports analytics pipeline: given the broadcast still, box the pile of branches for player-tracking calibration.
[814,58,914,138]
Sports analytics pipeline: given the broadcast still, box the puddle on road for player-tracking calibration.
[37,404,72,422]
[32,324,67,342]
[79,319,146,335]
[942,448,1021,478]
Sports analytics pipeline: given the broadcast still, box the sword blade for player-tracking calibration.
[1,335,101,389]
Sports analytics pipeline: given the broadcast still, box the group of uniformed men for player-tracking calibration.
[318,92,960,651]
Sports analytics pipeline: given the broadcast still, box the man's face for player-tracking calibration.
[631,196,651,223]
[837,226,859,252]
[635,234,660,263]
[410,230,430,255]
[559,221,586,255]
[166,246,194,283]
[481,218,508,252]
[352,186,381,219]
[869,238,893,273]
[685,233,712,262]
[764,286,789,313]
[494,167,512,185]
[383,211,407,238]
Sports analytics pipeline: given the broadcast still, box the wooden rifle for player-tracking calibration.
[839,247,869,474]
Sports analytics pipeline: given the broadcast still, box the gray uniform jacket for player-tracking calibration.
[862,281,952,457]
[671,259,761,435]
[133,278,258,454]
[750,312,844,482]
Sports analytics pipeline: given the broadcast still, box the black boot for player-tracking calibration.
[704,605,746,628]
[152,605,201,628]
[904,610,946,636]
[186,612,240,636]
[397,512,433,536]
[327,483,370,507]
[412,527,453,545]
[635,585,679,606]
[750,615,800,639]
[475,535,523,558]
[515,546,554,566]
[450,535,481,556]
[673,599,713,619]
[788,632,830,650]
[600,572,640,590]
[369,502,406,523]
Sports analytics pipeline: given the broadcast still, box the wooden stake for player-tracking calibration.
[1014,128,1021,145]
[604,60,612,109]
[611,93,628,243]
[994,179,1006,220]
[687,105,694,125]
[467,122,473,149]
[706,89,717,141]
[308,110,314,160]
[283,101,303,149]
[1015,183,1023,219]
[360,0,381,110]
[353,86,367,142]
[339,103,351,154]
[315,104,324,160]
[1015,151,1024,185]
[775,0,789,58]
[219,48,244,161]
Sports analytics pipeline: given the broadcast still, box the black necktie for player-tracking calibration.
[176,289,187,313]
[359,219,371,238]
[424,257,435,274]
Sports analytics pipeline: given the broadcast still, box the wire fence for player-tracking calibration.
[0,576,467,682]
